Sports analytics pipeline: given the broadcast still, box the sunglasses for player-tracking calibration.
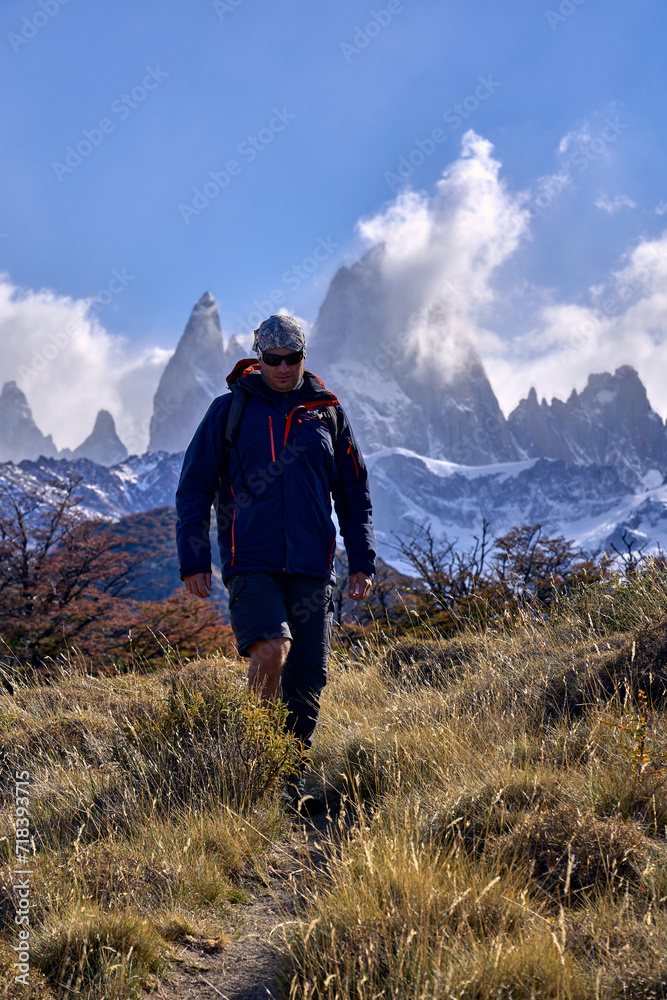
[261,350,304,367]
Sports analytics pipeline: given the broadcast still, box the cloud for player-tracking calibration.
[595,193,638,214]
[0,275,170,453]
[558,124,592,156]
[348,129,667,420]
[655,200,667,216]
[486,232,667,418]
[355,131,529,381]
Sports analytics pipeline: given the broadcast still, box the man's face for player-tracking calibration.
[258,347,305,393]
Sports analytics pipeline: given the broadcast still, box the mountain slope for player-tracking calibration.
[4,448,667,577]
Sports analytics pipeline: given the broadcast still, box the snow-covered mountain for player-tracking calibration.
[4,275,667,567]
[147,291,247,453]
[0,453,183,521]
[508,366,667,490]
[366,449,662,565]
[3,447,667,570]
[307,247,520,464]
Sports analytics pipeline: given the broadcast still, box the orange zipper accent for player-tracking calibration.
[347,441,360,476]
[329,538,336,569]
[268,416,276,462]
[230,484,236,565]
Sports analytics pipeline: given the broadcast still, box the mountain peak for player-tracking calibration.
[509,365,667,487]
[0,381,58,463]
[147,294,227,453]
[72,409,128,467]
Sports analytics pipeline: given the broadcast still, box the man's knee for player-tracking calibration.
[249,637,291,671]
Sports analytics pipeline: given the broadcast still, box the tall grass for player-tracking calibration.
[0,657,302,998]
[2,566,667,998]
[281,566,667,998]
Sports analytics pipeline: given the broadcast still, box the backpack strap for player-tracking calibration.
[323,404,341,451]
[219,387,248,486]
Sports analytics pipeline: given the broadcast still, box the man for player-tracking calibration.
[175,314,376,811]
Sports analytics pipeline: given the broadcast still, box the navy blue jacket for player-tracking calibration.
[175,360,376,584]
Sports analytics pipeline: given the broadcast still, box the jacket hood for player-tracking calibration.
[226,358,339,406]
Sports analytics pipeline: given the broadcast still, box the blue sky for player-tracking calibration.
[1,0,666,448]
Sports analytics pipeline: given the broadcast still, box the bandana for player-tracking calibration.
[253,314,306,354]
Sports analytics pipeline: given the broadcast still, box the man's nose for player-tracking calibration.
[278,360,290,371]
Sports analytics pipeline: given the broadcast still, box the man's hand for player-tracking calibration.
[184,572,212,599]
[348,571,372,601]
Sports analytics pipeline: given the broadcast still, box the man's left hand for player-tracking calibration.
[348,572,372,600]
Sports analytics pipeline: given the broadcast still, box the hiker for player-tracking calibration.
[175,314,376,810]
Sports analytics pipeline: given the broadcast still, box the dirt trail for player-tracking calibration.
[153,805,337,1000]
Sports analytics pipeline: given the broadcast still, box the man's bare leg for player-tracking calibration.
[247,637,291,700]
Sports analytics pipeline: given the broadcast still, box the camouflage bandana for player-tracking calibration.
[253,314,306,355]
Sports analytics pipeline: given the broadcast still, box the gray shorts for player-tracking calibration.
[226,571,334,658]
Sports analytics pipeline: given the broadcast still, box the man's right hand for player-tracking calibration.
[184,572,212,599]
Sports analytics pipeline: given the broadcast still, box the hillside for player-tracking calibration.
[1,565,666,998]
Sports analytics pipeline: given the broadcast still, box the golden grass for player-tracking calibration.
[2,566,667,997]
[281,568,667,998]
[0,657,301,998]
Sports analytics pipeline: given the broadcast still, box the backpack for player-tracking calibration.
[219,386,341,482]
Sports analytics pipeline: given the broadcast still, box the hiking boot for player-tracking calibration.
[281,777,324,816]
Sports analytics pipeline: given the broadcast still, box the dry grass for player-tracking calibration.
[0,656,302,998]
[2,567,667,998]
[281,567,667,998]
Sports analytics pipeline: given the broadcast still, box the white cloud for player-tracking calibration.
[595,193,638,214]
[486,232,667,417]
[558,123,592,156]
[0,275,170,453]
[655,200,667,216]
[349,129,667,420]
[355,131,529,381]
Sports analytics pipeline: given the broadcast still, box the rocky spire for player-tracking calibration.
[508,365,667,487]
[71,410,128,467]
[306,246,520,463]
[0,381,58,463]
[147,292,227,453]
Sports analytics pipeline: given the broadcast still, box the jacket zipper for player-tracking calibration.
[268,416,276,462]
[347,441,360,476]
